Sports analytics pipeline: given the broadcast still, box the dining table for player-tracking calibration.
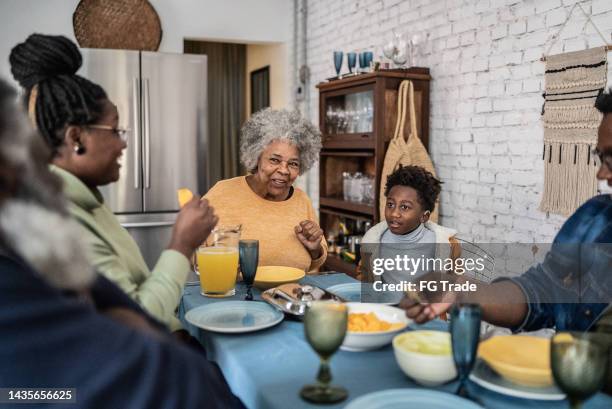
[178,272,612,409]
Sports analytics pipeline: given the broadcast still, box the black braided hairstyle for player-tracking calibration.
[9,34,107,156]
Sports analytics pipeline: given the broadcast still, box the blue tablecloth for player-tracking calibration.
[179,273,612,409]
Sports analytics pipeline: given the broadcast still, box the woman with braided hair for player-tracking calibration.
[10,34,218,332]
[0,77,245,409]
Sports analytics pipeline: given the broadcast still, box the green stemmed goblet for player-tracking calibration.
[300,301,348,404]
[551,332,609,409]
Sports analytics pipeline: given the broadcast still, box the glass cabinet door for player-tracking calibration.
[324,90,374,136]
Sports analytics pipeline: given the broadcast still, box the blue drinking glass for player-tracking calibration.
[333,51,343,77]
[364,51,374,69]
[358,52,366,70]
[450,304,482,400]
[239,240,259,301]
[347,52,357,73]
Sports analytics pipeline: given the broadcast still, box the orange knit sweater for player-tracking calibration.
[204,176,327,272]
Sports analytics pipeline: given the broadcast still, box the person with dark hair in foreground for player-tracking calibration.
[0,78,245,409]
[9,34,217,332]
[401,89,612,392]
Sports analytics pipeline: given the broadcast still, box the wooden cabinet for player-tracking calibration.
[317,69,431,276]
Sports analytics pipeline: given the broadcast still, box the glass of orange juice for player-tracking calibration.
[197,225,241,297]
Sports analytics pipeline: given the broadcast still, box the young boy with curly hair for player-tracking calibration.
[361,165,460,285]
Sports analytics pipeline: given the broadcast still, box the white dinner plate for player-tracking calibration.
[184,301,284,334]
[469,359,565,401]
[326,282,401,305]
[344,388,483,409]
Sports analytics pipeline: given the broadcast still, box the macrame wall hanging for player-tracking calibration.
[539,3,611,216]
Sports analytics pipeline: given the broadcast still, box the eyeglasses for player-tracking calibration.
[592,148,612,170]
[87,125,130,141]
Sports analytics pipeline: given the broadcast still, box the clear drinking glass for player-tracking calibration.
[551,332,609,409]
[348,172,364,202]
[300,301,348,404]
[197,225,241,297]
[450,304,482,400]
[392,32,409,68]
[342,172,351,201]
[239,239,259,301]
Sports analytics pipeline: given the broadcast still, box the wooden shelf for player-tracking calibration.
[316,68,431,90]
[323,253,358,277]
[319,196,375,216]
[320,206,373,222]
[322,133,375,149]
[320,150,374,157]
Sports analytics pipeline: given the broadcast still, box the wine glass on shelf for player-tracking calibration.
[300,301,348,404]
[333,51,343,78]
[410,33,421,67]
[238,239,259,301]
[347,52,357,74]
[450,304,482,401]
[383,30,398,60]
[551,332,609,409]
[392,32,409,68]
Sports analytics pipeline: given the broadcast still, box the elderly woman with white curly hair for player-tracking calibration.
[204,108,327,272]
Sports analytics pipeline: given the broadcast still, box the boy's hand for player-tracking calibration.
[399,271,459,323]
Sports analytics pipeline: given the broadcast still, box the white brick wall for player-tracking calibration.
[296,0,612,243]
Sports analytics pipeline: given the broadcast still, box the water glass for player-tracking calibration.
[300,301,348,404]
[347,52,357,73]
[358,52,367,71]
[333,51,343,76]
[364,51,374,69]
[362,175,375,204]
[342,172,351,201]
[348,172,364,202]
[450,304,482,399]
[239,240,259,301]
[551,332,609,409]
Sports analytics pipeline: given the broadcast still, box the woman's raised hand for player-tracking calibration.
[295,220,324,259]
[169,197,218,259]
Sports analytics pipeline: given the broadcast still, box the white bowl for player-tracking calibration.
[392,330,457,386]
[341,303,410,352]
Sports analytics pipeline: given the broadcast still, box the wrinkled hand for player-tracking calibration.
[295,220,324,259]
[169,196,218,259]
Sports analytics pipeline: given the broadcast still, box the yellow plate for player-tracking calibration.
[254,266,305,290]
[479,335,552,387]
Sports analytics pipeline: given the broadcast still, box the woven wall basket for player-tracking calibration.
[73,0,162,51]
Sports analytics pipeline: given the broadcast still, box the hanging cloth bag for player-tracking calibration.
[379,80,439,222]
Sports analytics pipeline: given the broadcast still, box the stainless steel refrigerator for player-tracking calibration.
[79,49,208,269]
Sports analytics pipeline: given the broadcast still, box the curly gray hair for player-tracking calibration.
[240,108,322,175]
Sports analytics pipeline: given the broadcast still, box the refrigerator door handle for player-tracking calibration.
[132,78,140,189]
[143,78,151,189]
[121,221,175,228]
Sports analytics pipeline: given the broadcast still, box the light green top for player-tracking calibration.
[52,166,188,331]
